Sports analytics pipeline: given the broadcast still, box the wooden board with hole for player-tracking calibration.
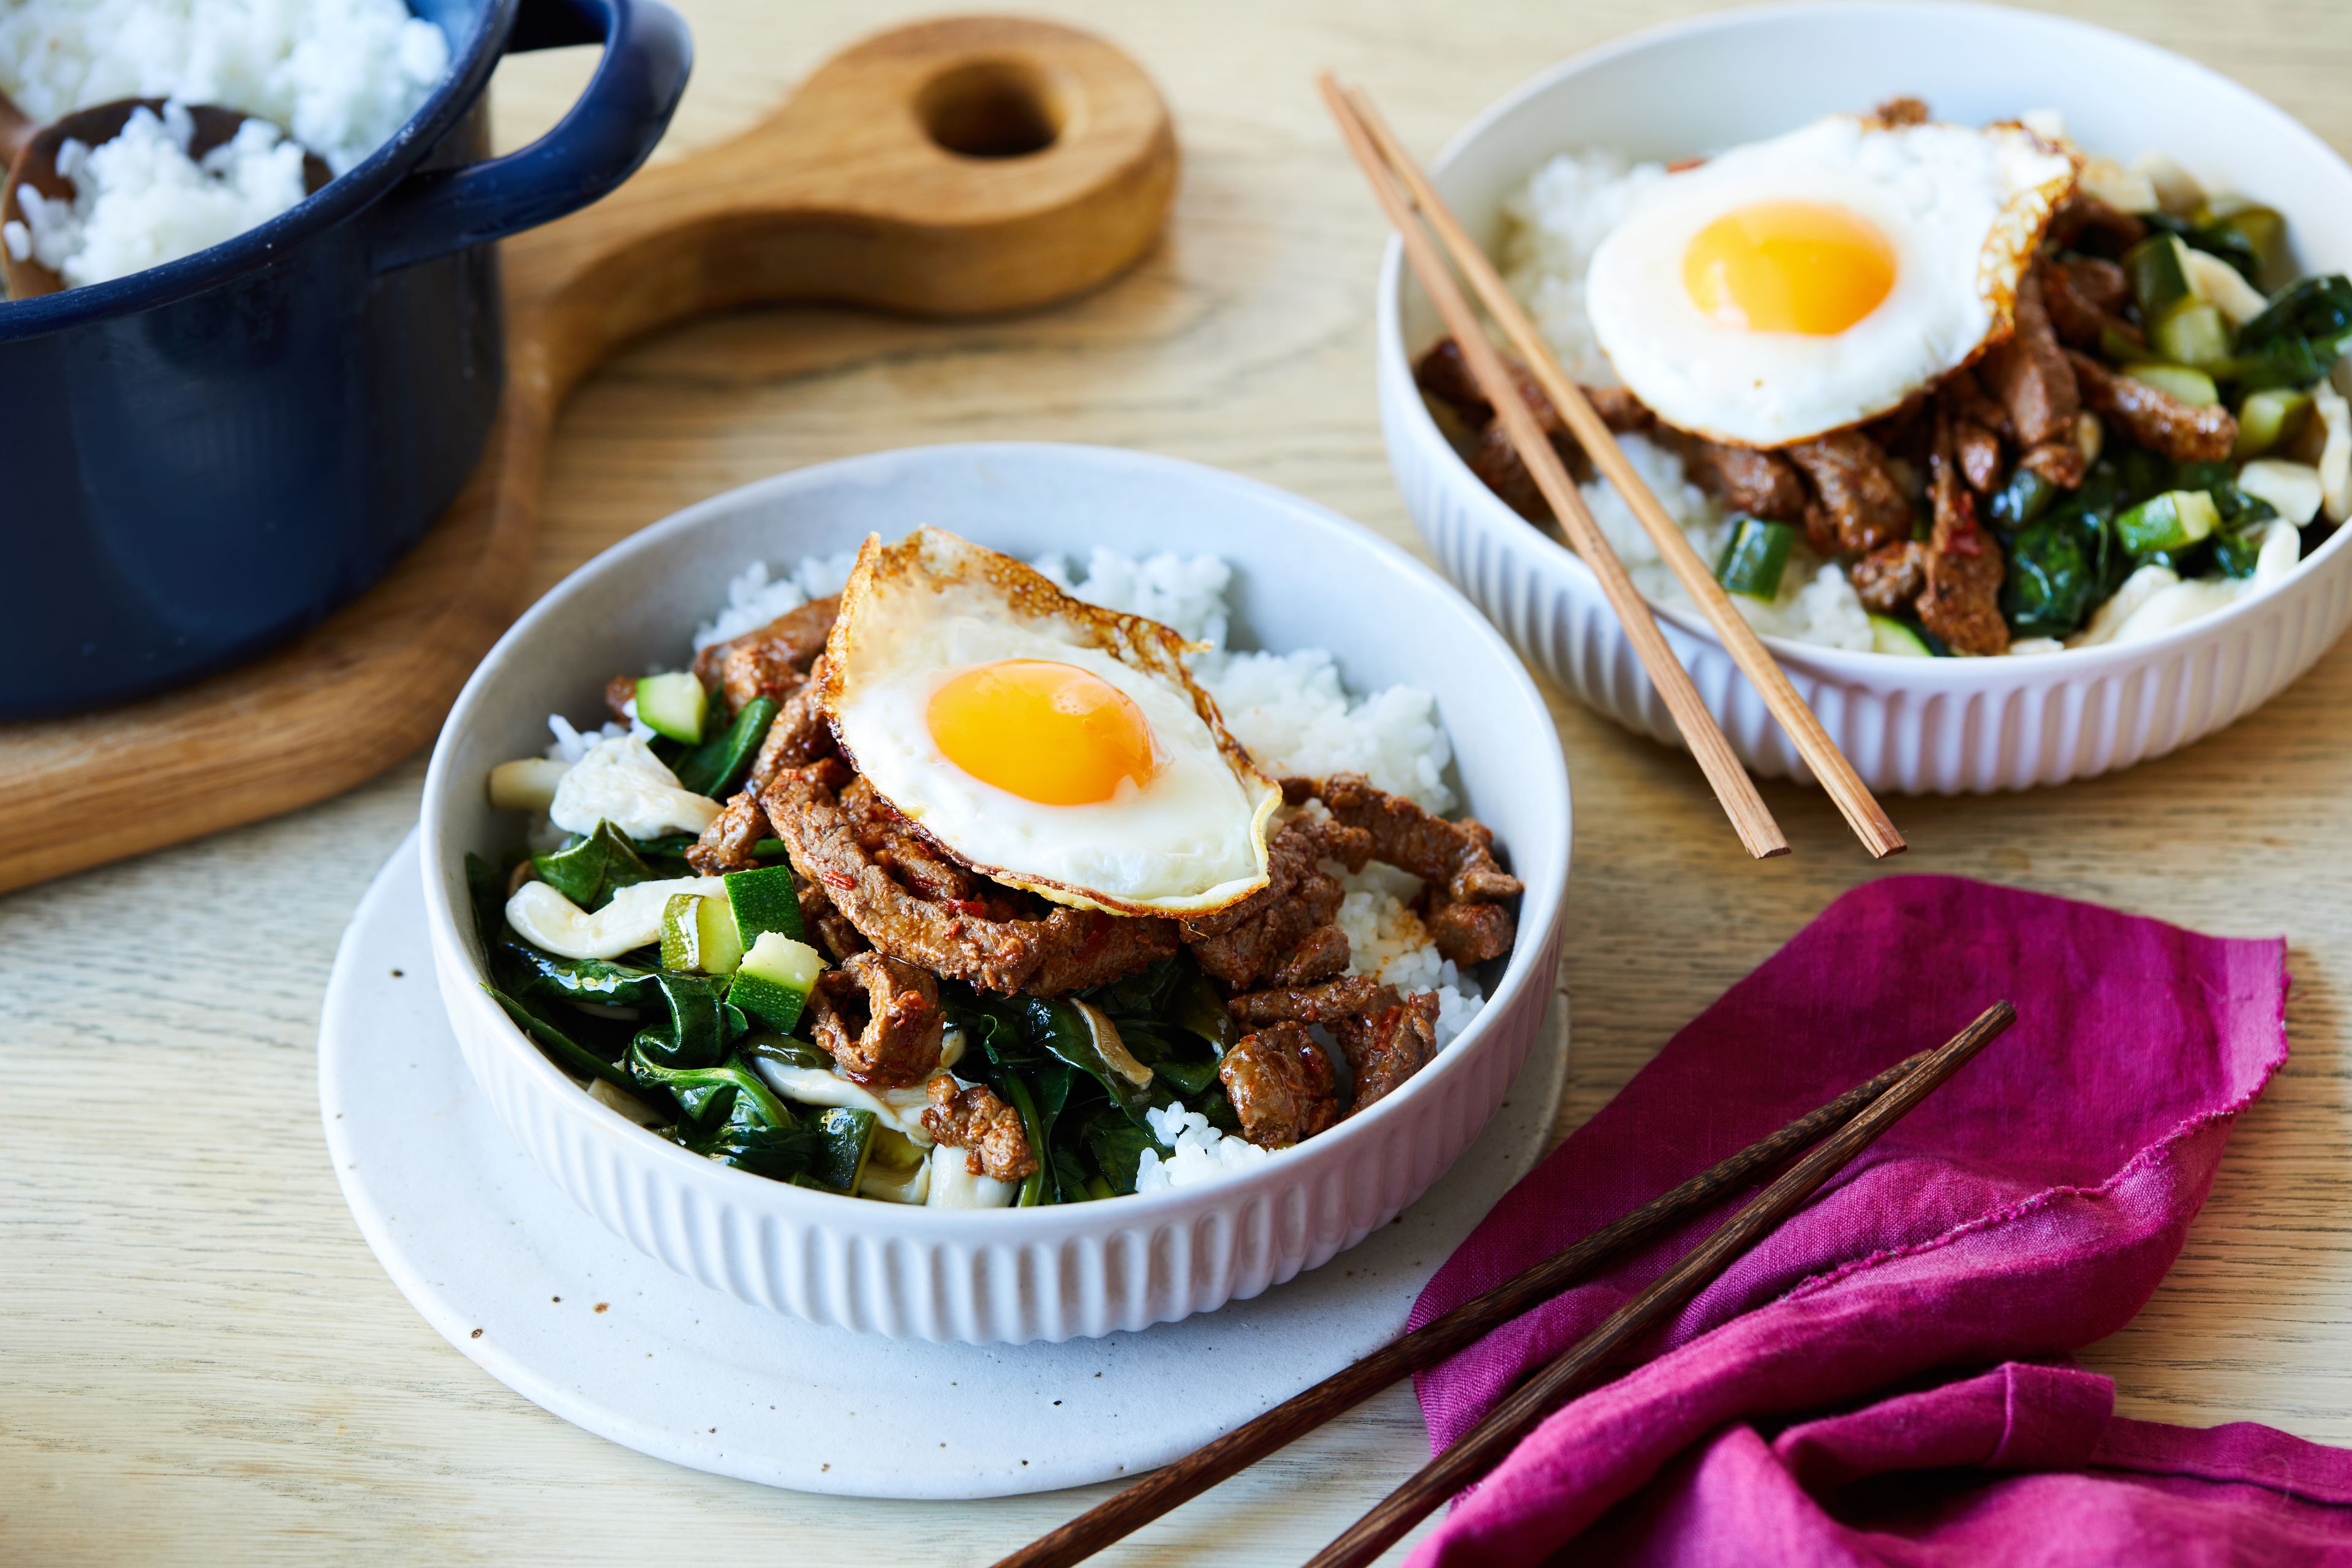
[0,13,1175,896]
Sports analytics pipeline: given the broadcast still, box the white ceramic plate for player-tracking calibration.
[1378,1,2352,793]
[325,831,1568,1496]
[419,443,1572,1343]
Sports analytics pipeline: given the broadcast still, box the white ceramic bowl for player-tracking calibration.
[1378,1,2352,793]
[419,443,1570,1344]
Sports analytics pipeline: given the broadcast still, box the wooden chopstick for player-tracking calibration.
[1315,78,1790,862]
[1304,1000,2015,1568]
[990,1046,1939,1568]
[1330,77,1909,861]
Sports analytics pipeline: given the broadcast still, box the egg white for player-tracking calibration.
[1585,115,2076,448]
[829,560,1275,914]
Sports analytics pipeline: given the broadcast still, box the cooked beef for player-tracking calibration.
[922,1077,1038,1182]
[1977,270,2079,447]
[1228,974,1390,1029]
[2065,349,2237,462]
[2047,190,2147,255]
[1663,431,1811,522]
[1850,540,1928,614]
[1785,429,1916,557]
[2040,257,2139,349]
[717,641,802,716]
[748,669,836,793]
[1423,891,1516,966]
[1412,337,1651,437]
[1916,412,2009,656]
[1954,418,2005,494]
[686,789,767,875]
[1271,924,1351,986]
[692,595,839,699]
[1028,910,1181,995]
[603,674,638,725]
[2018,439,2087,491]
[1583,383,1655,434]
[1304,774,1522,906]
[807,951,944,1088]
[1874,96,1929,126]
[766,762,1162,995]
[1468,421,1550,522]
[1180,816,1347,990]
[1414,336,1502,426]
[840,774,973,904]
[1218,1023,1341,1148]
[1338,990,1439,1112]
[797,877,869,963]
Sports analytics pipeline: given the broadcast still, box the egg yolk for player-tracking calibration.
[1683,200,1896,336]
[927,660,1158,805]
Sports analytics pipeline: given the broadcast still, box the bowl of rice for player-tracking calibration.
[418,442,1572,1343]
[1376,1,2352,793]
[0,0,690,718]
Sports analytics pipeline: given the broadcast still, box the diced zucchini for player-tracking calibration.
[2235,387,2313,459]
[1868,616,1933,657]
[660,891,745,975]
[633,671,707,744]
[488,756,571,813]
[724,864,805,943]
[729,931,824,1033]
[2199,203,2284,277]
[1713,516,1796,600]
[2150,301,2231,368]
[2115,489,2222,556]
[2125,364,2221,407]
[2125,232,2198,317]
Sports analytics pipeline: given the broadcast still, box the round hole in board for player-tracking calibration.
[918,60,1064,159]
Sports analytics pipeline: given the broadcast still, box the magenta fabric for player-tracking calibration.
[1404,874,2335,1566]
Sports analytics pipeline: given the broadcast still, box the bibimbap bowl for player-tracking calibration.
[418,443,1571,1344]
[1376,2,2352,793]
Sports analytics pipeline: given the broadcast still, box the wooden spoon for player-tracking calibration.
[2,98,331,298]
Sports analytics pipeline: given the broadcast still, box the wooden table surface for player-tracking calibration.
[7,1,2350,1561]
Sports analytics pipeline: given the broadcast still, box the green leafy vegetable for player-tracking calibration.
[674,695,780,797]
[483,986,634,1088]
[629,1044,794,1130]
[532,821,655,910]
[630,971,731,1071]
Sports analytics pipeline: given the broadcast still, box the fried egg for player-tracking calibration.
[1585,114,2076,448]
[823,527,1280,917]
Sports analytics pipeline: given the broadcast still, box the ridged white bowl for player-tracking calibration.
[1376,1,2352,793]
[420,443,1570,1344]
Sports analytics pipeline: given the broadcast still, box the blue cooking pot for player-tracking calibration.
[1,0,690,718]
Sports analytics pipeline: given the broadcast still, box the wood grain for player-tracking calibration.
[0,13,1175,897]
[4,2,2351,1565]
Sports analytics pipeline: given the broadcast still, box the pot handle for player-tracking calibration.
[368,0,692,275]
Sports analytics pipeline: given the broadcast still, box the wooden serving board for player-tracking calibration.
[0,14,1176,896]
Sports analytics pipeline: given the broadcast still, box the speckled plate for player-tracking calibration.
[319,830,1568,1499]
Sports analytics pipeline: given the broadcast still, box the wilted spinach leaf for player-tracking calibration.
[533,821,655,910]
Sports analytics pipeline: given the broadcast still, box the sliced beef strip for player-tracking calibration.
[1785,429,1916,557]
[1468,421,1550,522]
[840,774,974,904]
[2047,190,2147,255]
[691,595,839,699]
[747,669,837,794]
[1915,412,2010,656]
[1423,891,1515,966]
[1304,774,1522,906]
[1338,990,1440,1112]
[2018,439,2087,490]
[1028,910,1181,996]
[1874,96,1930,126]
[1412,337,1651,437]
[1218,1023,1341,1149]
[1954,418,2005,494]
[806,951,944,1088]
[1180,816,1347,990]
[1850,540,1928,615]
[1228,974,1390,1029]
[1977,270,2079,448]
[767,763,1098,994]
[922,1078,1038,1182]
[2065,349,2237,463]
[686,789,767,875]
[797,877,869,963]
[1658,431,1811,523]
[604,674,638,725]
[2040,257,2141,350]
[1272,924,1351,986]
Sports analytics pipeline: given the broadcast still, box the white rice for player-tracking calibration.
[0,0,450,177]
[692,552,861,652]
[1134,1101,1270,1192]
[6,102,310,287]
[1500,151,1878,652]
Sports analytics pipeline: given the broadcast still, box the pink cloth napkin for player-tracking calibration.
[1404,874,2340,1566]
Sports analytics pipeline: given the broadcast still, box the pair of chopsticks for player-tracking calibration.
[1319,75,1905,862]
[994,999,2015,1568]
